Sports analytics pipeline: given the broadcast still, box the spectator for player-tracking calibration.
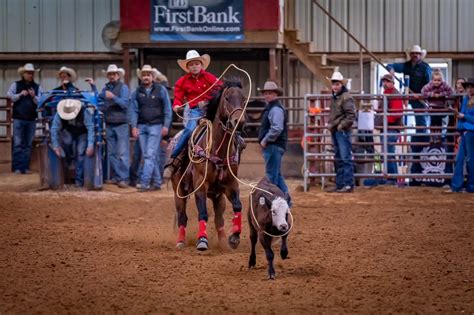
[387,45,432,176]
[131,65,172,192]
[88,65,130,188]
[455,78,467,94]
[450,78,474,193]
[50,99,95,187]
[327,71,356,193]
[257,80,291,206]
[7,63,43,174]
[54,67,78,92]
[381,74,404,181]
[421,69,454,143]
[163,50,221,178]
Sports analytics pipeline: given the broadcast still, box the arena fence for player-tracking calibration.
[0,97,12,172]
[303,94,464,191]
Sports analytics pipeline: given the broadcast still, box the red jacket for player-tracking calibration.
[173,70,221,109]
[383,87,403,124]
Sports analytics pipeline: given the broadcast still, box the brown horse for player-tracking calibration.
[171,80,247,251]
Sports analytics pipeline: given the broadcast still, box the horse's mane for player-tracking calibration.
[206,78,243,121]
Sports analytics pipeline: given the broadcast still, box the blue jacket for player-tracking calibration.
[387,61,432,93]
[457,96,474,131]
[51,107,95,149]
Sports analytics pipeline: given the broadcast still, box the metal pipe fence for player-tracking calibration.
[303,93,464,191]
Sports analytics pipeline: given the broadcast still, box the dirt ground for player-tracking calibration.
[0,173,473,314]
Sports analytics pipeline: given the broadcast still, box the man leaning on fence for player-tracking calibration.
[7,63,43,175]
[327,71,356,193]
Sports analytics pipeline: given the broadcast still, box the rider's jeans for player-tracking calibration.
[171,107,204,158]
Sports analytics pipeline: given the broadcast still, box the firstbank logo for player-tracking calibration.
[169,0,188,9]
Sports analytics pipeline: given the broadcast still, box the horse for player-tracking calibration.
[248,177,291,279]
[171,79,247,251]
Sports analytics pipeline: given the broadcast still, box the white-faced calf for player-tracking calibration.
[248,177,291,279]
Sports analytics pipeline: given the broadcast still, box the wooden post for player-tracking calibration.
[269,48,276,81]
[122,47,130,86]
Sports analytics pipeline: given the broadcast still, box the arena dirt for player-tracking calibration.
[0,173,473,313]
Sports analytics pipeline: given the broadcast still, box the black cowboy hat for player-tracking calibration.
[461,78,474,89]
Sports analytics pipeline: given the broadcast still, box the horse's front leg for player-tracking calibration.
[211,193,227,249]
[224,186,242,249]
[195,184,210,251]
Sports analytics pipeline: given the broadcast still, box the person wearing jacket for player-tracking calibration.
[50,99,95,187]
[130,65,172,192]
[88,64,130,188]
[257,80,291,206]
[421,69,454,143]
[450,78,474,193]
[327,71,356,193]
[381,74,404,179]
[6,63,43,174]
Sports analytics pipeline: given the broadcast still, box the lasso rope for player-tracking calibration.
[173,63,294,238]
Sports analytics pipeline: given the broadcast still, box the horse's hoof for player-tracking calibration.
[176,241,185,249]
[228,233,240,249]
[196,237,209,251]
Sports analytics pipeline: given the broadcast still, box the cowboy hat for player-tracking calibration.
[177,50,210,72]
[57,99,82,121]
[326,71,349,85]
[407,45,427,59]
[17,63,40,76]
[258,80,283,96]
[137,65,156,78]
[57,66,77,82]
[102,64,125,77]
[461,78,474,89]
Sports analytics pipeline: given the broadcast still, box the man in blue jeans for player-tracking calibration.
[50,99,95,187]
[387,45,432,176]
[131,65,172,192]
[257,80,291,206]
[88,65,130,188]
[327,71,356,193]
[7,63,43,174]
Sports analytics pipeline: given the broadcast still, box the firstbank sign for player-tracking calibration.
[150,0,244,41]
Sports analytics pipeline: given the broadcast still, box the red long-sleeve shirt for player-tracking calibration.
[173,70,221,109]
[383,87,403,124]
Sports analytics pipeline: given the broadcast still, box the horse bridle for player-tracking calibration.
[220,87,245,132]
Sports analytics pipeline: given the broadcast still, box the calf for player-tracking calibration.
[248,177,291,279]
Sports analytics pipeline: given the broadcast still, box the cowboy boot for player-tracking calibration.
[163,153,183,179]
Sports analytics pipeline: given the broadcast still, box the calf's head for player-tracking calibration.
[269,196,290,232]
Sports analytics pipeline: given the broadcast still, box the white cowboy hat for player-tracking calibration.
[152,68,168,83]
[57,66,77,82]
[407,45,427,59]
[18,63,40,76]
[137,65,156,78]
[102,64,125,77]
[177,50,210,72]
[257,80,284,96]
[57,99,82,121]
[326,71,349,85]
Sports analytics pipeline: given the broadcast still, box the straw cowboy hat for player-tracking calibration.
[258,80,284,96]
[57,99,82,121]
[17,63,40,76]
[326,71,349,85]
[137,65,156,78]
[406,45,427,59]
[177,50,210,72]
[102,64,125,77]
[57,66,77,82]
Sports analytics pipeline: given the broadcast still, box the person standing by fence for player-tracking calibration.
[7,63,43,174]
[327,71,356,193]
[450,78,474,193]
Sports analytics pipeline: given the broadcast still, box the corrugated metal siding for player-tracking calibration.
[0,0,119,52]
[291,0,474,52]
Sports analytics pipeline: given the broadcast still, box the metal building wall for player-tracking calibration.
[0,0,120,52]
[292,0,474,53]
